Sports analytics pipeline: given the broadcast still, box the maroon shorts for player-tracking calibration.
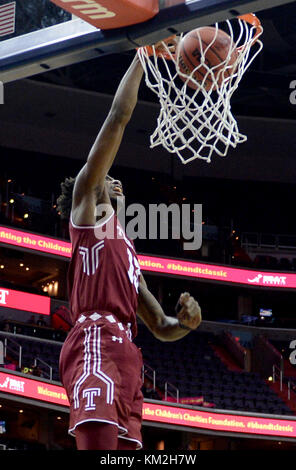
[59,312,143,449]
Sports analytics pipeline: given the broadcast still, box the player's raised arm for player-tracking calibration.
[71,53,144,224]
[85,54,144,189]
[137,274,201,342]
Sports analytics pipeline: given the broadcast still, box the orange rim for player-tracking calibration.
[144,46,174,60]
[140,13,262,58]
[139,34,178,60]
[237,13,263,47]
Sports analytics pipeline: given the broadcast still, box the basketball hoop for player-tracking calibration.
[137,13,263,164]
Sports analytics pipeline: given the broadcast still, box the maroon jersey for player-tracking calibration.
[67,210,141,338]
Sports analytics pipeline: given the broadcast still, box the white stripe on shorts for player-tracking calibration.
[73,325,114,409]
[73,326,92,409]
[93,325,114,404]
[68,418,128,438]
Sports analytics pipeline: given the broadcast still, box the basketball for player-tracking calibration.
[177,26,238,90]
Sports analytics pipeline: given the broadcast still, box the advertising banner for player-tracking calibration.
[1,371,296,439]
[0,287,50,315]
[1,225,296,289]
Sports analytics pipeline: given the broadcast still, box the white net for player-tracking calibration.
[137,14,263,164]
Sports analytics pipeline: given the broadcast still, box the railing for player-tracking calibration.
[164,382,179,403]
[142,363,156,391]
[253,336,283,378]
[272,364,283,392]
[221,331,251,371]
[273,364,296,401]
[34,357,53,381]
[287,379,296,401]
[242,232,296,251]
[4,337,22,369]
[0,339,3,365]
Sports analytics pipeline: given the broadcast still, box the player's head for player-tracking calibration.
[104,174,125,212]
[56,174,125,219]
[56,176,75,220]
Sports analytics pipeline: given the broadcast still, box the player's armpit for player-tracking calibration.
[70,164,111,227]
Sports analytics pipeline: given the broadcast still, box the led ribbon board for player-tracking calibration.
[138,255,296,289]
[0,286,50,315]
[1,226,296,288]
[1,371,296,439]
[0,371,69,406]
[0,226,72,259]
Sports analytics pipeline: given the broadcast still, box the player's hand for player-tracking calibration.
[154,35,179,56]
[139,35,179,59]
[177,292,201,331]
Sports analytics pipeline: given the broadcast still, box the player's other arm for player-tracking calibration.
[72,54,144,223]
[136,274,201,342]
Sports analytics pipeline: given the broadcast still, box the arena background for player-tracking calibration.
[0,0,296,452]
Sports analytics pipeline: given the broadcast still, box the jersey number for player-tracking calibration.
[127,248,141,293]
[79,243,140,292]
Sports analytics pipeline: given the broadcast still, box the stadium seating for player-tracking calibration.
[134,325,294,415]
[0,437,46,450]
[0,324,294,416]
[0,331,62,382]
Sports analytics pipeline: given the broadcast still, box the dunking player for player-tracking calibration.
[57,48,202,450]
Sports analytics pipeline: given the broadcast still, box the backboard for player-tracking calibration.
[1,0,296,83]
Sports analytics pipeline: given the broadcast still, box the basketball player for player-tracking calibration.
[57,47,201,451]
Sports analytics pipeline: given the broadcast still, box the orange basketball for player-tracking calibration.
[177,27,238,90]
